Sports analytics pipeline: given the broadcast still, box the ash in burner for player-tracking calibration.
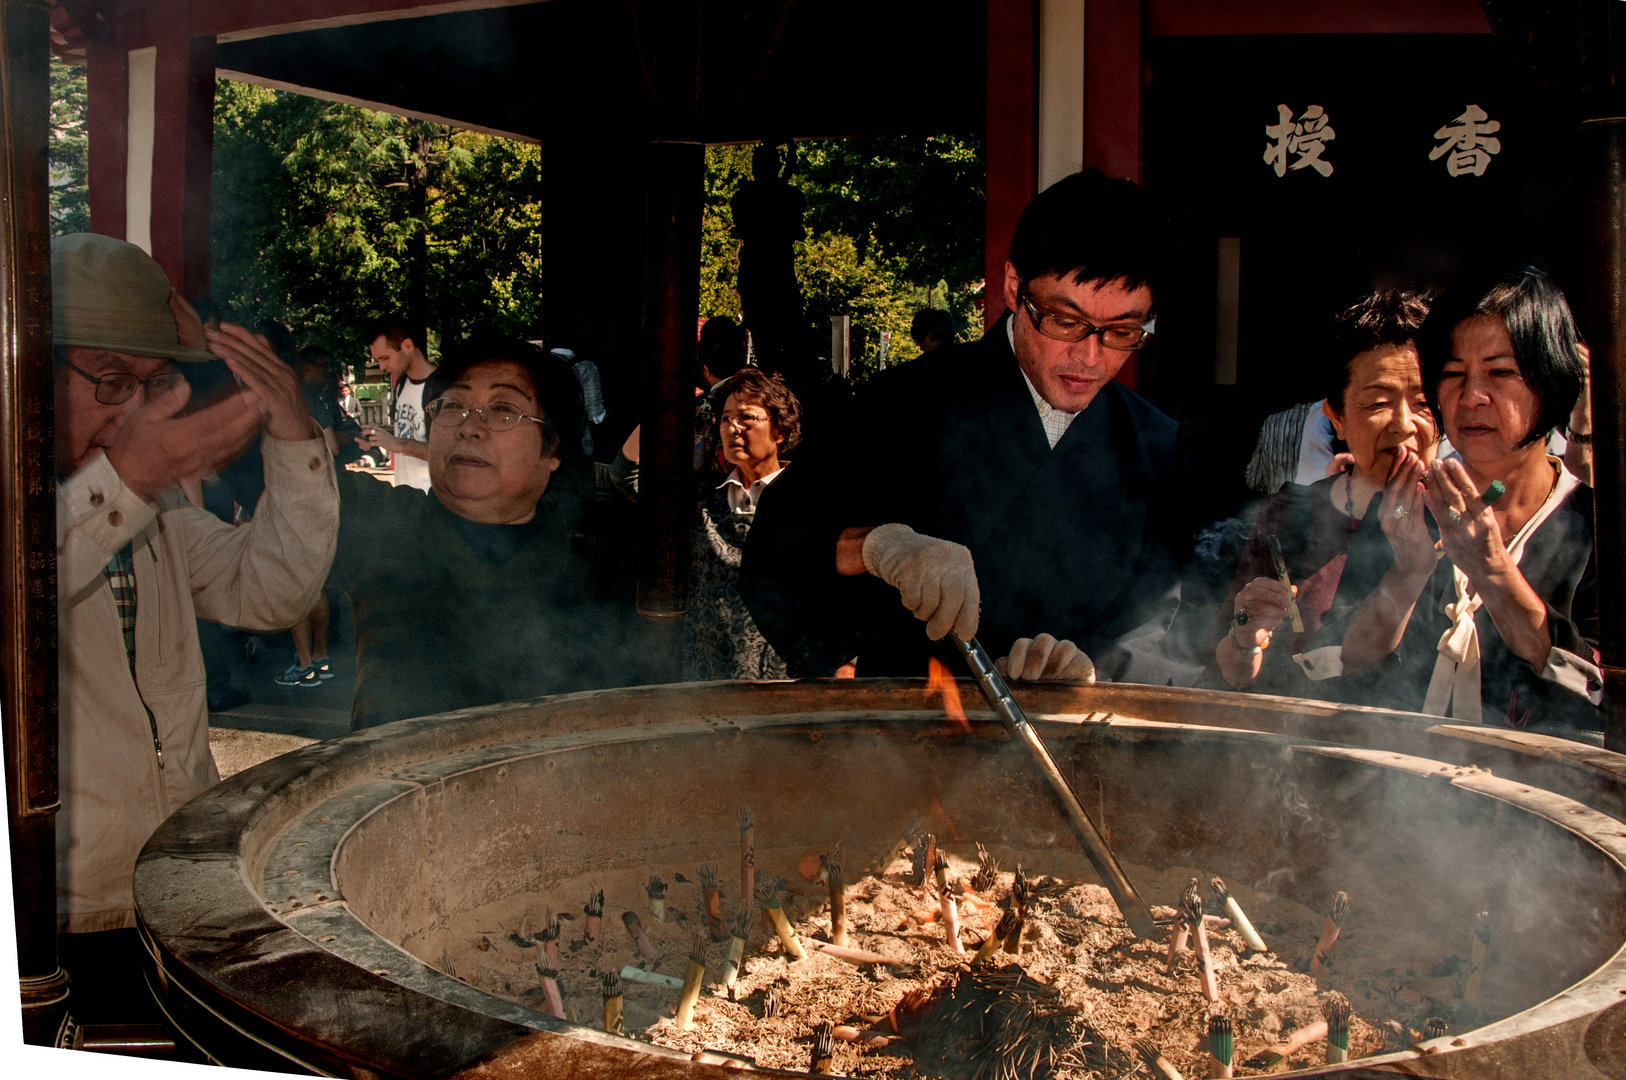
[441,846,1498,1077]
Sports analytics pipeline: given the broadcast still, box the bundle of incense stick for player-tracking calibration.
[601,970,623,1034]
[536,965,566,1020]
[1134,1038,1185,1080]
[1461,910,1495,1008]
[535,914,561,968]
[762,984,783,1018]
[1165,908,1190,974]
[1380,1020,1411,1053]
[720,908,750,988]
[1208,1014,1234,1079]
[810,1020,835,1075]
[1242,1019,1328,1069]
[739,808,756,911]
[1209,876,1267,953]
[1309,891,1349,974]
[646,876,668,922]
[823,846,848,947]
[934,853,964,953]
[1002,867,1028,954]
[622,910,657,962]
[674,934,707,1031]
[1323,992,1352,1064]
[1266,535,1305,632]
[755,878,806,960]
[971,842,999,893]
[869,815,924,876]
[1186,881,1218,1002]
[697,865,727,941]
[582,889,603,945]
[972,904,1020,964]
[1424,1017,1448,1041]
[908,833,936,887]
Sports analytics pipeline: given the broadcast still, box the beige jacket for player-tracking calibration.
[57,435,339,932]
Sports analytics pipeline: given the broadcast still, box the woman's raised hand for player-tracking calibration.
[1421,457,1506,578]
[1378,447,1434,577]
[1232,576,1294,651]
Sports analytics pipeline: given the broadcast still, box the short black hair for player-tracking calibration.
[423,336,582,460]
[1325,290,1431,410]
[1418,264,1585,449]
[254,320,298,367]
[1007,169,1164,302]
[910,308,956,346]
[698,316,746,380]
[361,315,425,351]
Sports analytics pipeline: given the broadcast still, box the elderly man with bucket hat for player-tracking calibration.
[52,233,339,1024]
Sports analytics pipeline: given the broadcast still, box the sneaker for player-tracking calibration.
[274,664,318,688]
[312,656,335,680]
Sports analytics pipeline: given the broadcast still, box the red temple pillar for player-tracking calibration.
[983,0,1035,329]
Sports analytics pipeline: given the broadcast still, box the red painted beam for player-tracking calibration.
[84,41,125,238]
[1084,0,1141,185]
[111,0,540,47]
[1148,0,1491,37]
[984,0,1035,328]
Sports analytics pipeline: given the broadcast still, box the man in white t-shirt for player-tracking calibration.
[356,316,434,490]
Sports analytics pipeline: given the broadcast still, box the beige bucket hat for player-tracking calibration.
[51,233,217,362]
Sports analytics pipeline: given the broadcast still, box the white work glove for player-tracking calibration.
[995,634,1096,683]
[861,523,980,641]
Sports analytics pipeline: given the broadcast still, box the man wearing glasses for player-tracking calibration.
[53,233,339,1024]
[745,170,1189,684]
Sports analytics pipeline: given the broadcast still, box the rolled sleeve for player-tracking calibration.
[56,451,158,598]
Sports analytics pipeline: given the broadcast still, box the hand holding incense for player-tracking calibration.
[1134,1038,1186,1080]
[674,934,707,1030]
[1208,1014,1234,1079]
[536,965,566,1020]
[823,846,848,946]
[1242,1019,1328,1069]
[756,878,806,960]
[1210,876,1267,953]
[935,854,965,953]
[1436,478,1506,558]
[599,970,624,1034]
[1266,535,1305,633]
[1323,992,1352,1064]
[1186,882,1219,1002]
[647,876,668,922]
[739,808,756,909]
[623,910,658,962]
[810,1020,835,1075]
[1309,891,1349,975]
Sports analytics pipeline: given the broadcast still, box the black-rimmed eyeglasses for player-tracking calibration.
[67,362,186,405]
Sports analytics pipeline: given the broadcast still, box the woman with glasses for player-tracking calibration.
[1211,291,1440,697]
[1314,266,1600,737]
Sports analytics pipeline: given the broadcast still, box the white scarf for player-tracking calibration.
[1422,460,1579,721]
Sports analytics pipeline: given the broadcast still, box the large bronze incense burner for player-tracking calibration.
[135,681,1626,1078]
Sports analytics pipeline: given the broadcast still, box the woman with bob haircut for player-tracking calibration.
[1315,265,1601,738]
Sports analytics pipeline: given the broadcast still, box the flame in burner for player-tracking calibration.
[926,657,970,732]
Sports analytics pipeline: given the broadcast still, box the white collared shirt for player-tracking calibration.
[1008,317,1079,449]
[719,465,785,515]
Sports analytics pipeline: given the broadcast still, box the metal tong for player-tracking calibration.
[950,636,1160,939]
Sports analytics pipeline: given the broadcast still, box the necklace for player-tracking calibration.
[1344,467,1357,533]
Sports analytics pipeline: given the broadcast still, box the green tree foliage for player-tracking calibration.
[210,80,542,365]
[699,135,983,379]
[49,57,89,235]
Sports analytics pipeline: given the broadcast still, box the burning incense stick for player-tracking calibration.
[973,905,1021,964]
[1208,1014,1234,1078]
[601,970,623,1034]
[1463,911,1495,1007]
[1267,535,1305,633]
[809,941,911,969]
[1134,1038,1185,1080]
[1165,910,1189,974]
[810,1020,836,1075]
[935,854,965,953]
[1309,891,1349,974]
[698,865,727,941]
[536,966,566,1020]
[535,913,561,968]
[1242,1019,1328,1069]
[1424,1017,1448,1041]
[971,842,1000,893]
[823,846,848,947]
[1002,867,1028,954]
[756,878,806,961]
[1209,876,1267,953]
[870,815,926,877]
[1381,1020,1411,1052]
[739,808,756,910]
[622,910,657,962]
[583,889,603,946]
[1186,883,1218,1002]
[647,876,668,922]
[1323,992,1352,1064]
[721,908,750,988]
[762,984,783,1018]
[674,935,707,1031]
[620,964,683,989]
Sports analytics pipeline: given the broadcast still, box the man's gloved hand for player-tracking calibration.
[861,523,980,641]
[995,634,1096,683]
